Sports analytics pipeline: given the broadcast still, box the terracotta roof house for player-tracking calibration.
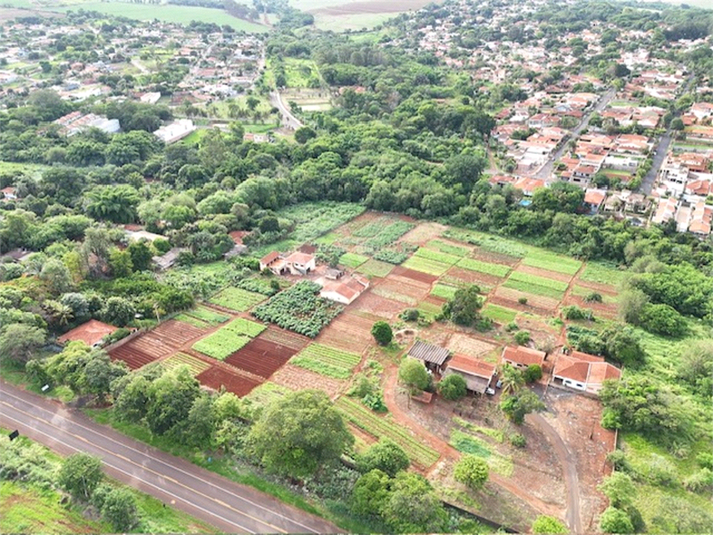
[320,275,369,305]
[552,350,621,393]
[284,252,316,275]
[501,346,546,370]
[57,319,118,348]
[408,341,451,373]
[444,354,496,394]
[259,251,287,275]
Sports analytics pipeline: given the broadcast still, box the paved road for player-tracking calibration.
[270,90,303,130]
[534,87,617,180]
[529,413,582,534]
[0,382,336,534]
[641,132,671,194]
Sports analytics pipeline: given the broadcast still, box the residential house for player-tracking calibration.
[583,189,607,214]
[259,251,285,275]
[408,340,450,374]
[152,247,184,271]
[651,197,678,225]
[501,346,546,370]
[284,252,316,275]
[319,274,369,305]
[1,187,17,201]
[552,350,621,394]
[57,319,118,348]
[443,354,496,394]
[153,119,196,144]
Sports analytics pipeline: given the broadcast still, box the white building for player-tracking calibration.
[153,119,196,144]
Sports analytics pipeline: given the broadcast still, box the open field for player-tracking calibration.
[457,257,511,278]
[290,343,361,379]
[161,353,211,376]
[196,365,262,397]
[49,1,267,31]
[271,364,345,398]
[209,287,266,312]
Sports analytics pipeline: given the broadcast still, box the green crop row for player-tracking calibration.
[521,249,582,275]
[161,353,211,375]
[339,252,369,269]
[414,247,461,265]
[185,305,230,325]
[222,318,266,338]
[425,239,470,257]
[457,257,511,278]
[209,287,266,312]
[507,270,569,291]
[401,255,451,276]
[336,397,440,468]
[501,279,564,300]
[193,333,251,361]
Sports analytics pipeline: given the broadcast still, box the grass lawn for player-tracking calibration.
[482,303,518,323]
[521,250,581,275]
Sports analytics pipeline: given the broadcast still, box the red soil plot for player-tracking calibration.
[351,290,404,319]
[224,338,297,378]
[444,266,501,288]
[196,366,262,397]
[563,294,618,319]
[109,344,158,370]
[470,248,521,266]
[148,319,207,348]
[390,266,438,285]
[317,311,376,352]
[259,325,310,352]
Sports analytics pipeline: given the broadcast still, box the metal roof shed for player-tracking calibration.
[408,341,450,372]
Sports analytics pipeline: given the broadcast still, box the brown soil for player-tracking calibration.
[270,364,344,399]
[572,279,619,295]
[350,290,404,319]
[317,311,376,352]
[196,366,261,397]
[391,265,439,284]
[516,264,574,283]
[399,221,447,245]
[471,248,521,266]
[445,266,502,287]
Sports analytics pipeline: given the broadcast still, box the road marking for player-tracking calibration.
[0,410,256,534]
[0,388,322,534]
[0,399,287,534]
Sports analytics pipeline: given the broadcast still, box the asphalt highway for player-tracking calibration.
[0,381,337,534]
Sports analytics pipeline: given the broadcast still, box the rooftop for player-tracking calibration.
[408,340,451,366]
[57,319,117,347]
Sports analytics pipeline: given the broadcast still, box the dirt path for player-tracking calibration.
[529,413,582,533]
[383,366,562,518]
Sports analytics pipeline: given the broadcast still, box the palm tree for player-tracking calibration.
[499,364,525,395]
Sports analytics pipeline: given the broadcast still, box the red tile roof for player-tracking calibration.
[260,251,281,266]
[502,346,546,366]
[57,319,117,347]
[447,354,496,379]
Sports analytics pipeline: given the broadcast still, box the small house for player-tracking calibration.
[408,341,450,374]
[319,275,369,305]
[152,247,184,271]
[501,346,546,370]
[284,252,316,275]
[259,251,286,275]
[552,350,621,393]
[57,319,118,348]
[444,354,496,394]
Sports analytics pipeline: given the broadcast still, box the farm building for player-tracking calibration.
[259,251,316,276]
[444,354,496,394]
[57,319,118,348]
[408,340,450,373]
[319,274,369,305]
[502,346,546,370]
[552,350,621,394]
[153,247,186,271]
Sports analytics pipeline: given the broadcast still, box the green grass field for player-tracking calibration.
[457,257,511,278]
[52,2,267,32]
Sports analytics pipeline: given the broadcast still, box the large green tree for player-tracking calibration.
[59,453,103,500]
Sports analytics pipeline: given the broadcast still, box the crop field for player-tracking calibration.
[456,257,511,278]
[290,343,361,379]
[424,239,471,257]
[356,258,394,278]
[209,287,266,312]
[443,228,528,258]
[258,325,310,351]
[417,300,443,322]
[492,287,560,313]
[244,381,292,409]
[430,282,460,300]
[318,311,377,352]
[224,337,298,378]
[336,397,440,468]
[338,216,415,254]
[371,285,418,306]
[173,313,210,329]
[413,246,461,266]
[450,429,513,476]
[351,291,404,319]
[503,271,568,299]
[196,366,262,397]
[193,333,251,361]
[339,252,369,268]
[516,264,573,283]
[271,364,345,398]
[521,250,582,275]
[238,278,280,296]
[570,285,618,303]
[161,353,211,376]
[443,267,497,290]
[447,333,497,358]
[578,262,626,286]
[252,281,343,337]
[482,303,518,324]
[277,202,365,243]
[401,255,452,276]
[375,278,429,301]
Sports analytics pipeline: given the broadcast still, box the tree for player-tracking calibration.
[352,469,391,517]
[618,288,649,325]
[102,297,135,327]
[499,364,524,395]
[356,439,410,477]
[294,126,317,144]
[398,358,429,393]
[0,324,45,365]
[523,364,543,383]
[101,488,138,531]
[40,258,73,295]
[500,390,545,424]
[442,284,483,326]
[127,240,154,272]
[598,472,636,509]
[454,454,489,490]
[599,506,634,534]
[109,249,133,278]
[532,515,568,534]
[85,185,140,224]
[639,303,687,337]
[83,353,128,402]
[146,366,201,436]
[438,373,467,401]
[371,321,393,346]
[514,330,531,345]
[59,453,103,500]
[670,117,684,131]
[381,472,446,533]
[247,389,353,479]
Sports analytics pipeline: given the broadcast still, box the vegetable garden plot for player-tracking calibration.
[270,364,344,398]
[357,258,394,278]
[424,239,471,257]
[457,257,511,278]
[447,333,497,358]
[109,344,157,370]
[339,252,369,268]
[349,291,404,320]
[317,312,377,352]
[185,305,230,325]
[578,262,626,286]
[516,264,573,283]
[173,314,210,329]
[196,366,262,397]
[521,250,582,275]
[224,338,298,378]
[258,325,310,352]
[161,353,211,375]
[290,343,361,379]
[252,281,343,338]
[150,319,208,348]
[482,304,519,324]
[277,202,366,243]
[443,266,499,289]
[209,287,266,312]
[413,246,461,266]
[192,318,266,360]
[401,255,451,276]
[336,397,440,469]
[390,266,439,284]
[493,286,560,312]
[430,282,461,300]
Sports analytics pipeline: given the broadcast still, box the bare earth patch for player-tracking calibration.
[270,363,344,398]
[400,221,447,245]
[446,333,497,358]
[516,264,574,284]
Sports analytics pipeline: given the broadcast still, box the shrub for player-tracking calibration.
[599,507,634,534]
[514,330,531,345]
[683,468,713,493]
[584,292,603,303]
[400,308,420,322]
[371,321,393,346]
[562,305,593,321]
[510,433,526,448]
[438,374,467,401]
[523,364,542,383]
[697,452,713,470]
[518,297,528,305]
[453,454,489,490]
[356,440,410,477]
[639,303,687,337]
[505,321,518,332]
[398,358,430,392]
[532,515,568,534]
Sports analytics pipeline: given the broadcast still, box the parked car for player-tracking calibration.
[485,387,496,396]
[496,380,502,389]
